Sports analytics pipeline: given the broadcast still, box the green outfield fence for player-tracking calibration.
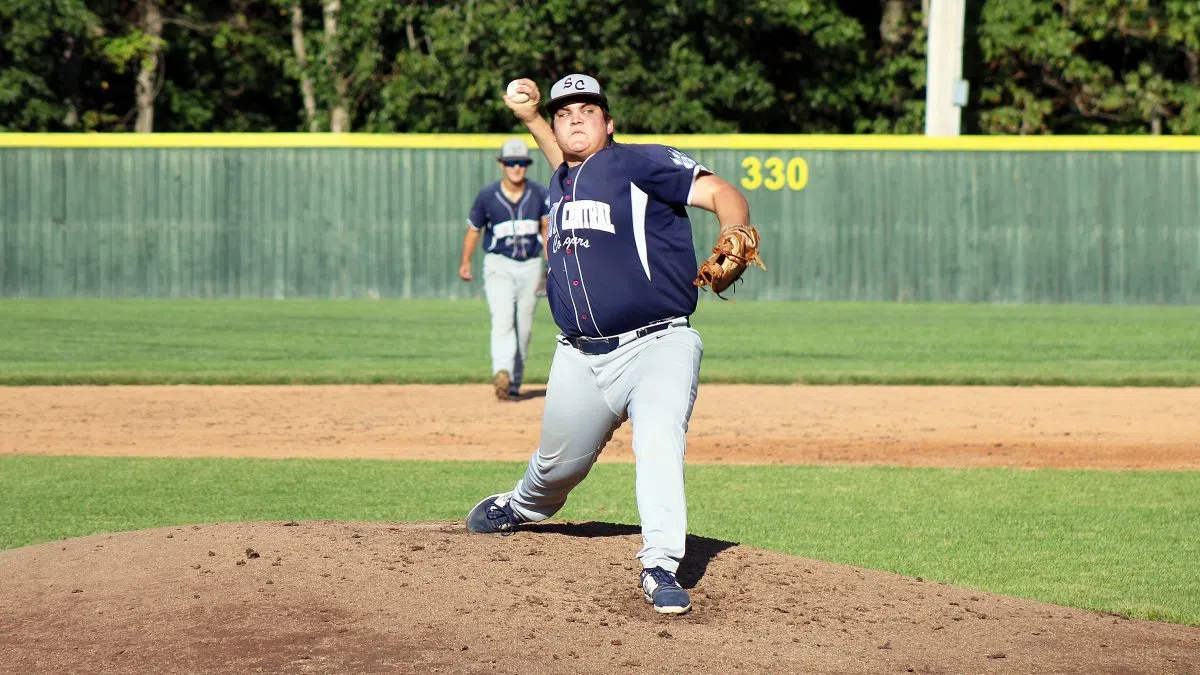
[2,134,1199,303]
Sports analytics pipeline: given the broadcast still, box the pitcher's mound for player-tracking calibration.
[1,521,1196,674]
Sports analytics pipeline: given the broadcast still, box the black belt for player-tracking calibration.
[564,318,690,356]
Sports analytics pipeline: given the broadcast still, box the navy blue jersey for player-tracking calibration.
[545,143,709,339]
[468,181,551,261]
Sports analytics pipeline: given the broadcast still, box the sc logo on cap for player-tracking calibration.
[561,77,588,91]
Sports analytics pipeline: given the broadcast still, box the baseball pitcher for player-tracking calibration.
[465,74,764,615]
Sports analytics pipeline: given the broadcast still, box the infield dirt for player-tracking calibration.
[3,384,1198,468]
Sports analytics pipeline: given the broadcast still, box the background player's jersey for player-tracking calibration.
[545,143,708,339]
[468,181,551,261]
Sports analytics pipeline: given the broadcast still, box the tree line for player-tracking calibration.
[2,0,1198,135]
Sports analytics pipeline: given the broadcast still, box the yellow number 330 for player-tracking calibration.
[740,156,809,191]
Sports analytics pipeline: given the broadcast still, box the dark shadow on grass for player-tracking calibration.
[524,521,739,589]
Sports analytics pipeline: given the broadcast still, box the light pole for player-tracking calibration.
[924,0,968,136]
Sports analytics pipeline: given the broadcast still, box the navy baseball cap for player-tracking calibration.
[546,74,609,115]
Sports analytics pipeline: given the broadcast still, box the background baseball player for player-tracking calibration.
[466,74,763,615]
[459,138,551,401]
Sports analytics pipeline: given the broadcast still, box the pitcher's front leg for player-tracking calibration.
[626,329,703,574]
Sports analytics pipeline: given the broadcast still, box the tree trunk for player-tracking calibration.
[881,0,905,46]
[62,35,81,129]
[405,19,418,51]
[323,0,350,132]
[134,0,163,133]
[291,3,319,132]
[462,0,474,56]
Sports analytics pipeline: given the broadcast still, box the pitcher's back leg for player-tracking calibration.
[509,341,622,522]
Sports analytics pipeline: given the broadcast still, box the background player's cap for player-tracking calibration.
[546,74,608,115]
[498,138,531,162]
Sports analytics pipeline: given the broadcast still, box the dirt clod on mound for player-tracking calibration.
[1,521,1197,674]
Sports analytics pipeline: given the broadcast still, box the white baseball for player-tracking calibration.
[506,80,530,104]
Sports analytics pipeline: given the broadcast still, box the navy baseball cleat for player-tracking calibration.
[640,567,691,615]
[466,492,523,534]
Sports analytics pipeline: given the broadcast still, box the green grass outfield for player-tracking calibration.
[1,298,1198,385]
[1,456,1197,626]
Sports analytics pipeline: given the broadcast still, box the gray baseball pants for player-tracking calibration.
[482,253,543,389]
[506,322,703,573]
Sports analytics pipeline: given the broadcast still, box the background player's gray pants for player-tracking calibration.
[482,254,543,389]
[507,323,703,574]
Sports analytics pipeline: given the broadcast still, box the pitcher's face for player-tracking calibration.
[552,102,613,161]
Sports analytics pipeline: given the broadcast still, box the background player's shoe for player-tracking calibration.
[640,567,691,615]
[493,370,511,401]
[466,492,523,534]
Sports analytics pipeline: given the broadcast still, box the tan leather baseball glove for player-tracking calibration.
[693,224,766,298]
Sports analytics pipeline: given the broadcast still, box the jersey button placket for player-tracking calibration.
[563,196,571,252]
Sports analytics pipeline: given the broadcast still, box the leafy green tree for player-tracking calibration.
[160,1,298,132]
[370,0,875,133]
[844,0,928,133]
[0,0,101,130]
[114,0,299,132]
[977,0,1200,134]
[3,0,1199,134]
